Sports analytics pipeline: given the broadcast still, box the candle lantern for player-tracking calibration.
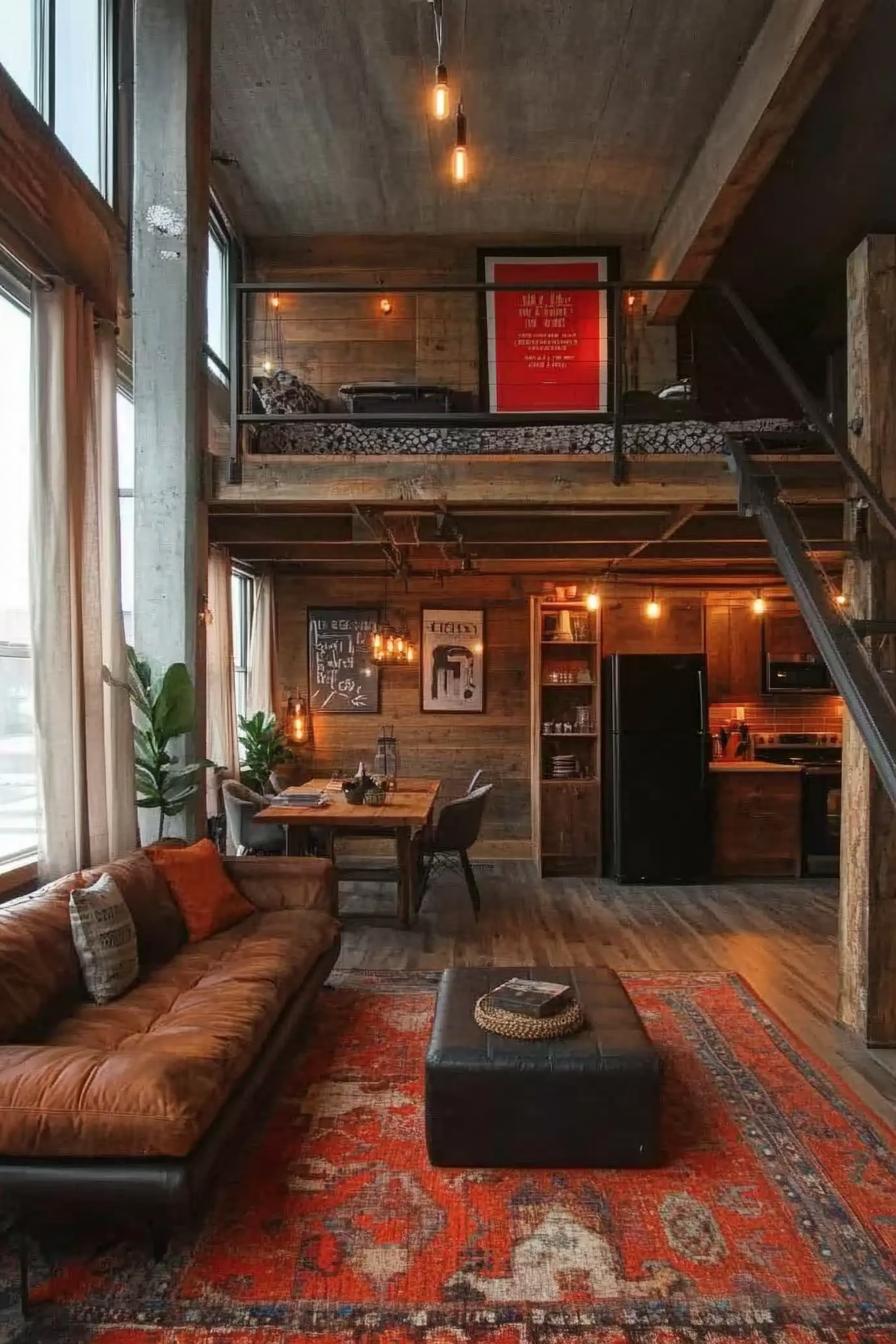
[286,694,310,745]
[374,724,400,790]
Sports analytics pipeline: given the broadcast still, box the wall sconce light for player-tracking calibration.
[751,594,766,616]
[262,358,273,374]
[473,639,484,656]
[286,694,309,745]
[645,589,662,621]
[379,296,393,316]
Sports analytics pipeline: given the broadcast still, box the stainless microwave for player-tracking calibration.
[764,654,834,693]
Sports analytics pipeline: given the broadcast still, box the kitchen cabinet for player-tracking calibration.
[540,781,600,875]
[762,609,816,658]
[601,599,703,656]
[711,766,802,878]
[706,603,762,700]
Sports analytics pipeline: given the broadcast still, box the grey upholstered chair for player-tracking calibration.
[415,783,493,917]
[221,779,285,855]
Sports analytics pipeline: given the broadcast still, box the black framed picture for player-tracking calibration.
[308,607,380,713]
[477,245,620,415]
[421,608,485,713]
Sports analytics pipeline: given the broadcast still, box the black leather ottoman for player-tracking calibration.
[425,966,662,1168]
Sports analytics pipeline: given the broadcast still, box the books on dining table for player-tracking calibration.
[268,792,329,808]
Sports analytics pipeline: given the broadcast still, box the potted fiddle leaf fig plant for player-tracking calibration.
[238,710,293,794]
[111,647,212,842]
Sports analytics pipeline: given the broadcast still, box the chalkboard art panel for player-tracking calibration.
[308,608,380,714]
[421,608,485,713]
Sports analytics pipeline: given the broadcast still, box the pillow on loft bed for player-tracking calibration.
[252,369,326,415]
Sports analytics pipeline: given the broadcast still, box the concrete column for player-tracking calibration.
[838,234,896,1045]
[132,0,211,838]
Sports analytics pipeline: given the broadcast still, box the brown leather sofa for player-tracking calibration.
[0,849,340,1307]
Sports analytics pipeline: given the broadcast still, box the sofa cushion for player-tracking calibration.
[147,839,254,942]
[0,879,86,1042]
[0,907,339,1159]
[81,851,186,967]
[69,875,139,1004]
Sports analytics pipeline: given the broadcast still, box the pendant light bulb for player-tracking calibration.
[835,592,847,607]
[752,594,766,616]
[451,102,468,184]
[645,590,661,621]
[586,590,600,613]
[433,63,449,119]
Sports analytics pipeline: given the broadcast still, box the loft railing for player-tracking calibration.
[226,278,890,532]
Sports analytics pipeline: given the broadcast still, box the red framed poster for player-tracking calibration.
[480,250,613,414]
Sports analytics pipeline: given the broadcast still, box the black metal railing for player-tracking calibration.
[225,277,892,536]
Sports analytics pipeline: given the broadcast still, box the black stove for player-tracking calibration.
[752,734,841,875]
[753,732,842,767]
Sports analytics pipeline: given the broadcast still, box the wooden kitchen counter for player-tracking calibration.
[711,763,803,878]
[710,761,802,773]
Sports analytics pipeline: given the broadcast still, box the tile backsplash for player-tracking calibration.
[709,696,843,737]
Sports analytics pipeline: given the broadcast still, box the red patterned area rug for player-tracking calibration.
[2,970,896,1344]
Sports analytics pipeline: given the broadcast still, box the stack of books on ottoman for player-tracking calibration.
[485,977,573,1018]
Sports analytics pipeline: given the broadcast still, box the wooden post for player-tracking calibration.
[132,0,211,839]
[838,234,896,1044]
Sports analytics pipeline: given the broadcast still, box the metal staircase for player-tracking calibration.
[722,284,896,804]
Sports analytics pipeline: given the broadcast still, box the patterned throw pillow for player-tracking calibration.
[254,370,326,414]
[69,874,139,1004]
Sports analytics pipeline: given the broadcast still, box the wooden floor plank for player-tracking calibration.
[336,864,896,1127]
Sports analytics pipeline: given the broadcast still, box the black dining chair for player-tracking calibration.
[415,783,493,917]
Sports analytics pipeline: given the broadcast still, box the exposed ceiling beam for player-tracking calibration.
[646,0,870,320]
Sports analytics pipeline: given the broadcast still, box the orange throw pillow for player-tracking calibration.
[147,839,253,943]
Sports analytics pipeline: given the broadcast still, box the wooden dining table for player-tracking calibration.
[254,777,441,927]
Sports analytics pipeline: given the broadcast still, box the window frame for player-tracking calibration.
[205,199,235,384]
[231,567,254,728]
[9,0,116,201]
[0,268,39,879]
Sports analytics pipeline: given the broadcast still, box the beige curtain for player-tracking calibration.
[29,282,137,879]
[206,545,239,776]
[247,572,279,717]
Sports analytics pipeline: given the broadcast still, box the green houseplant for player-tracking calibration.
[238,711,293,793]
[112,648,211,842]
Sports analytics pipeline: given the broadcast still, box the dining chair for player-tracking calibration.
[415,784,493,917]
[467,768,485,793]
[222,780,285,855]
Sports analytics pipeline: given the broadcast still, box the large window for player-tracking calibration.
[0,285,38,867]
[116,387,134,644]
[0,0,114,198]
[206,210,230,382]
[231,570,253,725]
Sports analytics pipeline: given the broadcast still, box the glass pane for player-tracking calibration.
[207,229,227,366]
[116,388,134,490]
[0,0,35,103]
[231,572,244,665]
[0,289,37,863]
[54,0,101,190]
[119,494,134,645]
[0,293,31,645]
[0,651,38,863]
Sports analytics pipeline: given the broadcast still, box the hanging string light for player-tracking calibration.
[449,0,469,184]
[451,101,468,184]
[261,291,284,376]
[752,593,767,616]
[430,0,449,119]
[370,571,416,664]
[645,588,662,621]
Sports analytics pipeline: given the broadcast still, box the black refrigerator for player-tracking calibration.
[602,653,710,883]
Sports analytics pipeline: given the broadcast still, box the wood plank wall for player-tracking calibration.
[274,572,532,857]
[245,235,676,405]
[272,581,844,856]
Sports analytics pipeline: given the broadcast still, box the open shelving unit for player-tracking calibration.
[530,597,601,877]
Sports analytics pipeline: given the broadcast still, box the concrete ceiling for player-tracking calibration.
[210,0,774,240]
